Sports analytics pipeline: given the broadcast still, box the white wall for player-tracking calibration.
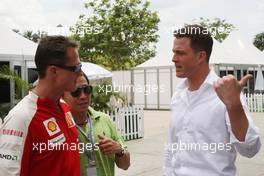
[112,67,183,109]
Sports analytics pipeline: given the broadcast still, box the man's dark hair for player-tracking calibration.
[174,24,213,62]
[35,35,79,78]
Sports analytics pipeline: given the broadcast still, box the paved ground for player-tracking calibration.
[116,111,264,176]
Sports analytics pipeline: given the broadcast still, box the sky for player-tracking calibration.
[0,0,263,60]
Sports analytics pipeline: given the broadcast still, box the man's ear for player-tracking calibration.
[198,51,207,63]
[46,65,57,77]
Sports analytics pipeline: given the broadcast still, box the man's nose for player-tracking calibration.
[172,54,178,63]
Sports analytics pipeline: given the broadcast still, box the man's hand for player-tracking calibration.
[213,74,252,109]
[97,134,121,156]
[213,74,252,141]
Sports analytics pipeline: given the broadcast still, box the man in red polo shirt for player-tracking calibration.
[0,36,82,175]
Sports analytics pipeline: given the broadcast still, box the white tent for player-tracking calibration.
[127,31,264,109]
[80,62,112,80]
[137,33,264,69]
[0,27,37,64]
[136,56,173,69]
[210,31,264,66]
[0,28,37,106]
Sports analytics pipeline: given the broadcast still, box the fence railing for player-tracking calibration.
[244,93,264,112]
[105,105,144,141]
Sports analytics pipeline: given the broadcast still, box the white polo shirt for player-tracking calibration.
[163,70,261,176]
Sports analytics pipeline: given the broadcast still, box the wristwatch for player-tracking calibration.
[116,144,126,157]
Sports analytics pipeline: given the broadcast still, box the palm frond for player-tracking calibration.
[0,65,30,94]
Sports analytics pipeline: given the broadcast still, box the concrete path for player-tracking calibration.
[116,111,264,176]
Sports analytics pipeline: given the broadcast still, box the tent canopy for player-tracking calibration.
[136,56,173,69]
[81,62,112,80]
[210,31,264,65]
[0,27,37,59]
[136,31,264,69]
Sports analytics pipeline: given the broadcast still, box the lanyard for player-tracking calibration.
[76,116,95,149]
[76,116,97,173]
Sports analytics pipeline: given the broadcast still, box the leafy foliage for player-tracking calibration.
[70,0,160,70]
[253,32,264,51]
[91,81,125,111]
[0,65,31,93]
[0,65,32,119]
[12,29,47,43]
[194,17,235,42]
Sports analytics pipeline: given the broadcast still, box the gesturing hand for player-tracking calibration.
[213,74,252,108]
[97,134,121,156]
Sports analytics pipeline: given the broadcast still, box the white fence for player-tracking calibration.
[244,93,264,112]
[106,105,144,141]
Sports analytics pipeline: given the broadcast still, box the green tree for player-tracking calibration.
[253,32,264,51]
[23,30,47,43]
[194,17,235,42]
[70,0,160,70]
[12,29,47,43]
[12,29,20,33]
[91,80,125,111]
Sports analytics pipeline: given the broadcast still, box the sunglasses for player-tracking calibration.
[71,85,93,97]
[53,63,82,73]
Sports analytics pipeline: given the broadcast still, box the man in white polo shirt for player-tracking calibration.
[163,25,261,176]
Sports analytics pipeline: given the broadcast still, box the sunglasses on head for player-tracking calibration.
[53,63,82,73]
[71,85,93,97]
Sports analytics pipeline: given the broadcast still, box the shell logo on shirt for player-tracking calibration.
[65,112,75,128]
[47,121,57,132]
[43,118,61,136]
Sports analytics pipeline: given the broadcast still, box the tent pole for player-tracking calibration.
[157,68,160,110]
[130,70,134,105]
[144,69,147,109]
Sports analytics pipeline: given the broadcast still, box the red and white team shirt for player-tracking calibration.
[0,91,80,176]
